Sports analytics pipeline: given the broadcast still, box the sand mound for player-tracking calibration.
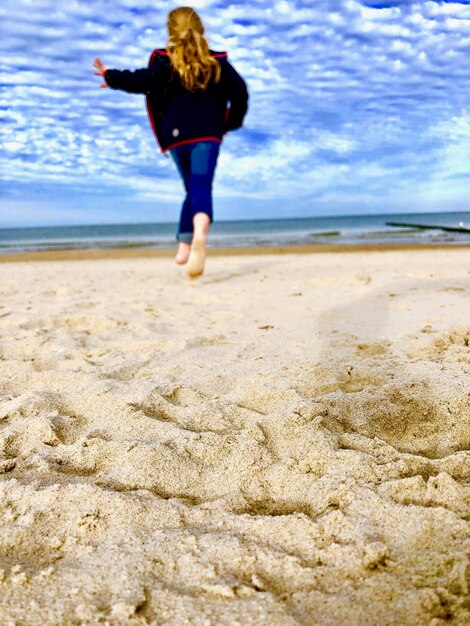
[300,359,470,459]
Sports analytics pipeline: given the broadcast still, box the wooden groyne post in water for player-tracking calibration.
[386,221,470,234]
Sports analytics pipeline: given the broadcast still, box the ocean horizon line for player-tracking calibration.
[2,208,470,231]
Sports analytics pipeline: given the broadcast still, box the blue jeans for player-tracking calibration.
[170,141,220,243]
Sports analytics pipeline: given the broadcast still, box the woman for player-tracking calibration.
[93,6,249,277]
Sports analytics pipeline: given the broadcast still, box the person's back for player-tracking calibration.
[93,6,249,277]
[139,46,248,153]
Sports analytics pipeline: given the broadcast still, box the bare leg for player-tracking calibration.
[186,212,210,278]
[175,242,190,265]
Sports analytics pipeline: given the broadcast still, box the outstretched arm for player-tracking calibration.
[93,57,155,94]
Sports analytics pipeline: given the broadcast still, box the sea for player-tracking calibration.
[1,211,469,255]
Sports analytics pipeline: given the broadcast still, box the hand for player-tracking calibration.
[93,58,108,88]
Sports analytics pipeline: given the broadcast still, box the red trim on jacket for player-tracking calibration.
[163,136,222,152]
[145,49,164,151]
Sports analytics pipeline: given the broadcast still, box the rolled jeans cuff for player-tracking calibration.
[177,232,193,243]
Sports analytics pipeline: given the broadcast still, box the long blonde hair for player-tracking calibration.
[167,7,221,92]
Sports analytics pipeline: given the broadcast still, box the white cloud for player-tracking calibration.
[427,111,470,178]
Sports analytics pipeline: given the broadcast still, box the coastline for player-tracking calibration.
[1,241,469,263]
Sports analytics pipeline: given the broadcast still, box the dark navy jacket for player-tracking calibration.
[105,49,248,152]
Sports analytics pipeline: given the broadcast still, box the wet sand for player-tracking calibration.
[0,248,469,625]
[1,242,469,263]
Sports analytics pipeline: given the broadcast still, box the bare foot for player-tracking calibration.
[175,242,190,265]
[186,237,207,278]
[186,213,210,278]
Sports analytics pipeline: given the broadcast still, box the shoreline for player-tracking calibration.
[1,242,469,263]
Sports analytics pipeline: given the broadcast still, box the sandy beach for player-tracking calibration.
[0,247,469,625]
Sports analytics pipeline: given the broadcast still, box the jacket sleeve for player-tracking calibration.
[223,61,249,131]
[105,67,157,94]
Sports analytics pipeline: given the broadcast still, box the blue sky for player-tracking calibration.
[1,0,470,227]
